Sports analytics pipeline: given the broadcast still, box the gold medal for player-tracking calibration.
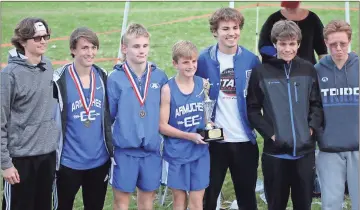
[139,110,146,118]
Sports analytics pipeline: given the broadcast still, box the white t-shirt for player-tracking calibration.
[215,50,249,143]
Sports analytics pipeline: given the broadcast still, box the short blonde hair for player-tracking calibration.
[323,20,352,40]
[172,40,198,63]
[121,23,150,46]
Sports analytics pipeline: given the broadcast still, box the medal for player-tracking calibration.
[123,62,151,119]
[139,110,146,118]
[69,63,96,127]
[84,119,91,127]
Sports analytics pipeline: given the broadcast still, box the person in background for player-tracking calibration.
[258,1,327,64]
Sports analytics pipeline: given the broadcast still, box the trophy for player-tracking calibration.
[197,80,224,142]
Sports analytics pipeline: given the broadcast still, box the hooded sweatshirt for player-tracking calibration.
[1,49,60,170]
[314,52,359,152]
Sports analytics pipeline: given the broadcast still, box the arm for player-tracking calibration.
[195,54,206,78]
[312,12,328,60]
[159,84,205,144]
[258,15,277,63]
[246,68,274,140]
[106,72,120,124]
[1,72,20,184]
[308,67,324,133]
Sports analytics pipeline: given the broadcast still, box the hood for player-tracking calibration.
[7,48,48,70]
[317,52,358,70]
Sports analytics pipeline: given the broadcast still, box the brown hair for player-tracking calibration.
[172,40,198,63]
[271,20,302,44]
[323,20,352,40]
[11,17,51,55]
[209,8,245,35]
[69,27,99,58]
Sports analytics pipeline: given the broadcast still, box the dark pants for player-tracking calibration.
[54,160,110,210]
[262,152,315,210]
[2,151,56,210]
[204,141,259,210]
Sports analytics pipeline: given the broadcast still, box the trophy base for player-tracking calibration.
[196,127,224,142]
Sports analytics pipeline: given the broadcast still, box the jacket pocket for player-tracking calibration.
[294,82,299,102]
[20,120,59,150]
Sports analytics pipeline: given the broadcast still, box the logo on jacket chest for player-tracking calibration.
[220,68,236,96]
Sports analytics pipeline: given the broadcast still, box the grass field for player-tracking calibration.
[1,1,359,209]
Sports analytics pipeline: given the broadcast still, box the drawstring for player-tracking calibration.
[344,64,351,94]
[333,63,351,100]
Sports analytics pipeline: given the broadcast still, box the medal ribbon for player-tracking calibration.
[123,62,152,106]
[69,63,95,115]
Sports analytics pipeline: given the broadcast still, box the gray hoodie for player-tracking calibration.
[1,49,60,170]
[314,52,359,152]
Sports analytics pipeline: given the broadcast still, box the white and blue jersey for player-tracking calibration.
[164,76,208,164]
[61,67,109,170]
[107,62,168,157]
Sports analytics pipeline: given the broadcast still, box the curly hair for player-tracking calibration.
[209,7,245,35]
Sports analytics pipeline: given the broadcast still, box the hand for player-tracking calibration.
[310,128,313,136]
[209,121,216,127]
[271,135,275,141]
[189,133,207,144]
[2,166,20,185]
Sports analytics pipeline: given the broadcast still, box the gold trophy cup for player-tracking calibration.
[196,80,224,142]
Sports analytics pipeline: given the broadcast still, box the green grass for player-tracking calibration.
[1,2,358,209]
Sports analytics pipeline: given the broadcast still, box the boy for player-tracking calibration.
[246,20,324,210]
[315,20,358,210]
[1,17,59,210]
[196,8,261,210]
[159,40,209,210]
[53,27,113,210]
[107,23,168,210]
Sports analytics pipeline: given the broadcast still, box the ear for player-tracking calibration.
[297,43,301,49]
[273,43,277,49]
[172,60,177,68]
[70,48,76,57]
[121,44,127,55]
[20,40,27,48]
[212,31,218,38]
[324,39,329,48]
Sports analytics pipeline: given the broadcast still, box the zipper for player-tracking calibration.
[284,63,297,156]
[99,74,110,156]
[294,82,298,102]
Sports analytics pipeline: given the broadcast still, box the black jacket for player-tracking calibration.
[258,10,327,65]
[246,56,324,156]
[53,64,114,165]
